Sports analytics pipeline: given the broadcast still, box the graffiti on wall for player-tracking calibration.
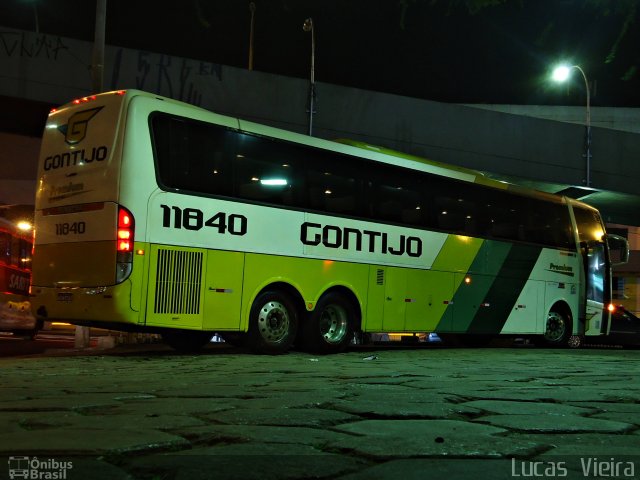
[1,29,224,108]
[110,48,223,106]
[0,30,70,60]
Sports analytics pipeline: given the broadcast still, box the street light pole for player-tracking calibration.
[574,66,592,188]
[77,0,107,349]
[552,64,592,187]
[248,2,256,71]
[91,0,107,94]
[303,18,315,136]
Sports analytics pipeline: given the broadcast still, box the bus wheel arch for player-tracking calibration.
[300,286,361,354]
[246,282,302,355]
[543,301,573,347]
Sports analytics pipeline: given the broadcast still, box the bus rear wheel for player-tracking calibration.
[247,291,298,354]
[543,308,572,347]
[301,292,355,354]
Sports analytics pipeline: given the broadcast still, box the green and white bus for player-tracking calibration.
[31,90,628,353]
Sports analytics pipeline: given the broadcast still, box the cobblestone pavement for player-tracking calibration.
[0,343,639,479]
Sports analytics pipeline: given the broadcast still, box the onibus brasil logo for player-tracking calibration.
[8,456,73,479]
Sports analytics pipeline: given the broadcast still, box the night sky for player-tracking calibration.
[2,0,639,107]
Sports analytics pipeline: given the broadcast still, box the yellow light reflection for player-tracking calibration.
[17,221,33,232]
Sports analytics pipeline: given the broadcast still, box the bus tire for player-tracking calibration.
[543,307,572,347]
[247,291,298,354]
[301,292,355,354]
[162,330,213,353]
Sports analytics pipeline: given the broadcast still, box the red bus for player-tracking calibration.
[0,215,40,338]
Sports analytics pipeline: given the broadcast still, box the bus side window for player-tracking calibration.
[151,114,234,197]
[371,166,423,226]
[19,239,32,270]
[307,169,359,215]
[234,133,297,206]
[152,116,190,188]
[305,151,362,216]
[0,232,9,265]
[10,237,20,267]
[188,123,235,197]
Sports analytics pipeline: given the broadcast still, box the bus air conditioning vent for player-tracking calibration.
[154,249,203,314]
[376,269,384,285]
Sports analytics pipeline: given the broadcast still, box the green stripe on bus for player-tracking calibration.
[466,244,542,334]
[430,235,483,273]
[444,240,512,332]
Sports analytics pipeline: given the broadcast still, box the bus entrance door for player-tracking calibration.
[584,241,608,335]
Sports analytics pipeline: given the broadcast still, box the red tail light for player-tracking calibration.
[117,206,134,252]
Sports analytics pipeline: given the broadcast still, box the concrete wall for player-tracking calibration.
[1,26,639,204]
[467,104,640,134]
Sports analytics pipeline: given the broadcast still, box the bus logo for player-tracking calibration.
[547,262,575,277]
[58,106,103,144]
[7,456,29,479]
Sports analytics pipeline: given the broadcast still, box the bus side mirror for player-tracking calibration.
[606,234,630,266]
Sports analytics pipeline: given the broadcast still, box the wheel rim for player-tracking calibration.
[545,311,566,342]
[257,300,290,344]
[319,304,349,344]
[567,335,582,348]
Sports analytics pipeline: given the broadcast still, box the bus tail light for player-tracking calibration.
[116,206,134,283]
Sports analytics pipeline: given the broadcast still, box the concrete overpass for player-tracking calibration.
[1,26,639,226]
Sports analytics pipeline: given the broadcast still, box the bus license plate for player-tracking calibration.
[57,292,74,302]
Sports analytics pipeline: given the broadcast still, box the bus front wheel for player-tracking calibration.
[543,308,572,347]
[247,291,298,354]
[301,292,355,354]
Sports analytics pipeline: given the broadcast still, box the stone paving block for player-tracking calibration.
[61,413,206,431]
[508,432,640,450]
[0,411,84,433]
[461,399,596,416]
[99,397,235,416]
[330,419,545,458]
[568,401,640,413]
[0,427,190,455]
[325,398,480,419]
[198,406,359,427]
[207,392,348,410]
[477,414,635,433]
[0,394,124,412]
[590,411,640,425]
[445,386,638,403]
[175,424,354,448]
[125,443,368,480]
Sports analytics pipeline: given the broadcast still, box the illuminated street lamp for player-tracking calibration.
[303,17,316,136]
[552,64,592,187]
[16,221,32,232]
